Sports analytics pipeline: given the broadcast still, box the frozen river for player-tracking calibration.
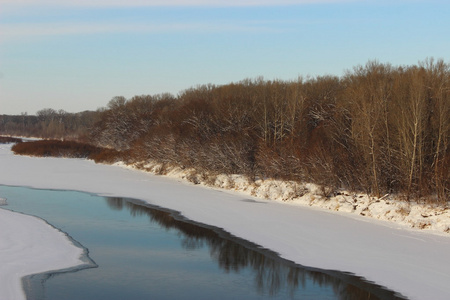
[1,185,405,299]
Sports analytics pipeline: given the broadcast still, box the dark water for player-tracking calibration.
[0,185,407,300]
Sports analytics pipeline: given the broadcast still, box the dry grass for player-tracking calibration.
[396,205,411,217]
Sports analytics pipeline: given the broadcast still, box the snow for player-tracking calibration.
[0,209,85,300]
[1,143,450,300]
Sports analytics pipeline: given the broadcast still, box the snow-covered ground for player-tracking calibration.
[136,161,450,234]
[1,143,449,300]
[0,208,85,300]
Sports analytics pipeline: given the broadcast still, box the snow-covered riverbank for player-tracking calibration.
[0,209,85,300]
[130,161,450,234]
[1,143,450,300]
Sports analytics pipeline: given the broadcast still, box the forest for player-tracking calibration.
[1,59,449,202]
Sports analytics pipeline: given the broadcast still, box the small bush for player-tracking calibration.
[89,148,127,164]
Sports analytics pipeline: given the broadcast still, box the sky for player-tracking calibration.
[0,0,449,115]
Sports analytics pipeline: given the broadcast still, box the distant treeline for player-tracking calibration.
[2,59,449,201]
[0,109,98,140]
[0,136,22,144]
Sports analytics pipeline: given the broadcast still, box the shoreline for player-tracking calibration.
[120,160,450,235]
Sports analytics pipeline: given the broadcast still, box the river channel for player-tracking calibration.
[0,185,406,299]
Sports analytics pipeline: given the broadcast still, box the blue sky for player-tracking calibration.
[1,0,449,115]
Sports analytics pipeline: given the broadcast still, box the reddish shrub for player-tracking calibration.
[11,140,124,163]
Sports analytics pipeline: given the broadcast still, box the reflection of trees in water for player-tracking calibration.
[105,197,406,300]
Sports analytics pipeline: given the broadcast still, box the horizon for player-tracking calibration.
[1,0,449,115]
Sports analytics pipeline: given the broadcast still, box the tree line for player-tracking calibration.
[2,59,449,202]
[0,109,98,140]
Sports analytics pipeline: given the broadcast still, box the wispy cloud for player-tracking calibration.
[0,20,284,40]
[0,0,352,7]
[0,0,354,41]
